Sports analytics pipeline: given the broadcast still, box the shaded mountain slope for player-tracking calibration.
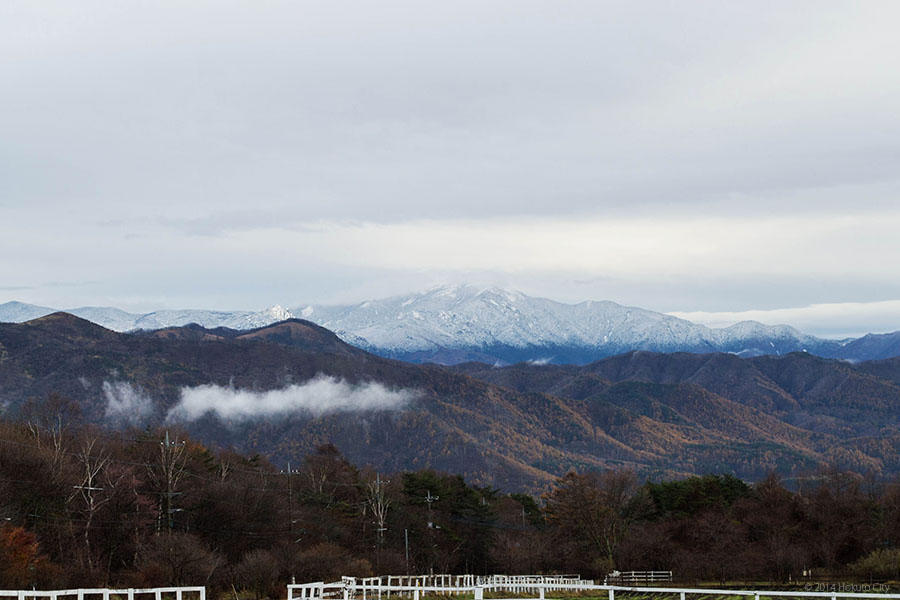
[0,314,628,489]
[453,351,900,480]
[8,287,900,364]
[2,315,899,490]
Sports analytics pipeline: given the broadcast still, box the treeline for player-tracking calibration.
[2,410,900,595]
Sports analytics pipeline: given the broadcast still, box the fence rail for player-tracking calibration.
[0,588,205,600]
[288,575,592,600]
[289,576,900,600]
[604,571,673,585]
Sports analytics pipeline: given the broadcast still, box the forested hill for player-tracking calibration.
[3,417,900,590]
[453,350,900,441]
[1,313,900,490]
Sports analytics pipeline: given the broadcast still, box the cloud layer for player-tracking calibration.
[167,376,417,422]
[671,300,900,339]
[3,2,900,329]
[103,380,154,426]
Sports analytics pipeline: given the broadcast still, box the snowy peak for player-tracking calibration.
[0,301,56,322]
[405,283,526,307]
[2,287,895,364]
[225,305,295,330]
[0,302,295,333]
[721,320,806,339]
[265,304,293,320]
[290,286,842,363]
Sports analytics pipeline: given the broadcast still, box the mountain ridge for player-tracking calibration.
[3,285,898,364]
[2,314,900,490]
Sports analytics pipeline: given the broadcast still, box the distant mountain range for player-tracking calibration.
[1,312,899,491]
[0,300,293,332]
[3,285,900,364]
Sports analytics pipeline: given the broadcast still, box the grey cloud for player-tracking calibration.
[0,281,99,293]
[4,2,899,221]
[3,1,900,323]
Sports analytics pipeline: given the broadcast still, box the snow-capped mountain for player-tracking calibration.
[0,301,57,323]
[0,302,294,333]
[293,284,840,363]
[2,286,890,364]
[132,305,294,331]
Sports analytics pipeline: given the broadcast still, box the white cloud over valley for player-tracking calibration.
[167,376,417,422]
[103,381,154,426]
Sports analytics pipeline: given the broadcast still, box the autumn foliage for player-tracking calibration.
[0,524,48,587]
[2,415,900,593]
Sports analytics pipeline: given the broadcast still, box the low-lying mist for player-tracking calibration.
[103,381,154,426]
[167,375,417,422]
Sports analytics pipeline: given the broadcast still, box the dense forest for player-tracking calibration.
[3,403,900,596]
[4,314,900,490]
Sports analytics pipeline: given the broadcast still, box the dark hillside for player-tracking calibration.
[2,315,899,490]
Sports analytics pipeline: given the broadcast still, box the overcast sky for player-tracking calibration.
[3,1,900,337]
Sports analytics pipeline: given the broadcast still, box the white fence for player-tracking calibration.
[288,577,900,600]
[604,572,673,585]
[289,575,590,600]
[0,588,205,600]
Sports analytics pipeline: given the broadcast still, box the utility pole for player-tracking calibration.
[424,490,439,528]
[404,528,409,575]
[280,462,304,542]
[157,430,185,533]
[424,490,439,575]
[285,461,294,538]
[282,461,302,584]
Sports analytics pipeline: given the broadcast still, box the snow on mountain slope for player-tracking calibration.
[0,302,294,333]
[293,284,837,362]
[68,307,144,331]
[299,287,696,350]
[133,305,294,331]
[0,301,56,322]
[0,288,861,364]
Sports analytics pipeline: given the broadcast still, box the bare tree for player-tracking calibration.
[22,394,78,481]
[69,437,110,571]
[366,472,392,571]
[543,470,639,576]
[147,431,186,534]
[365,473,391,546]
